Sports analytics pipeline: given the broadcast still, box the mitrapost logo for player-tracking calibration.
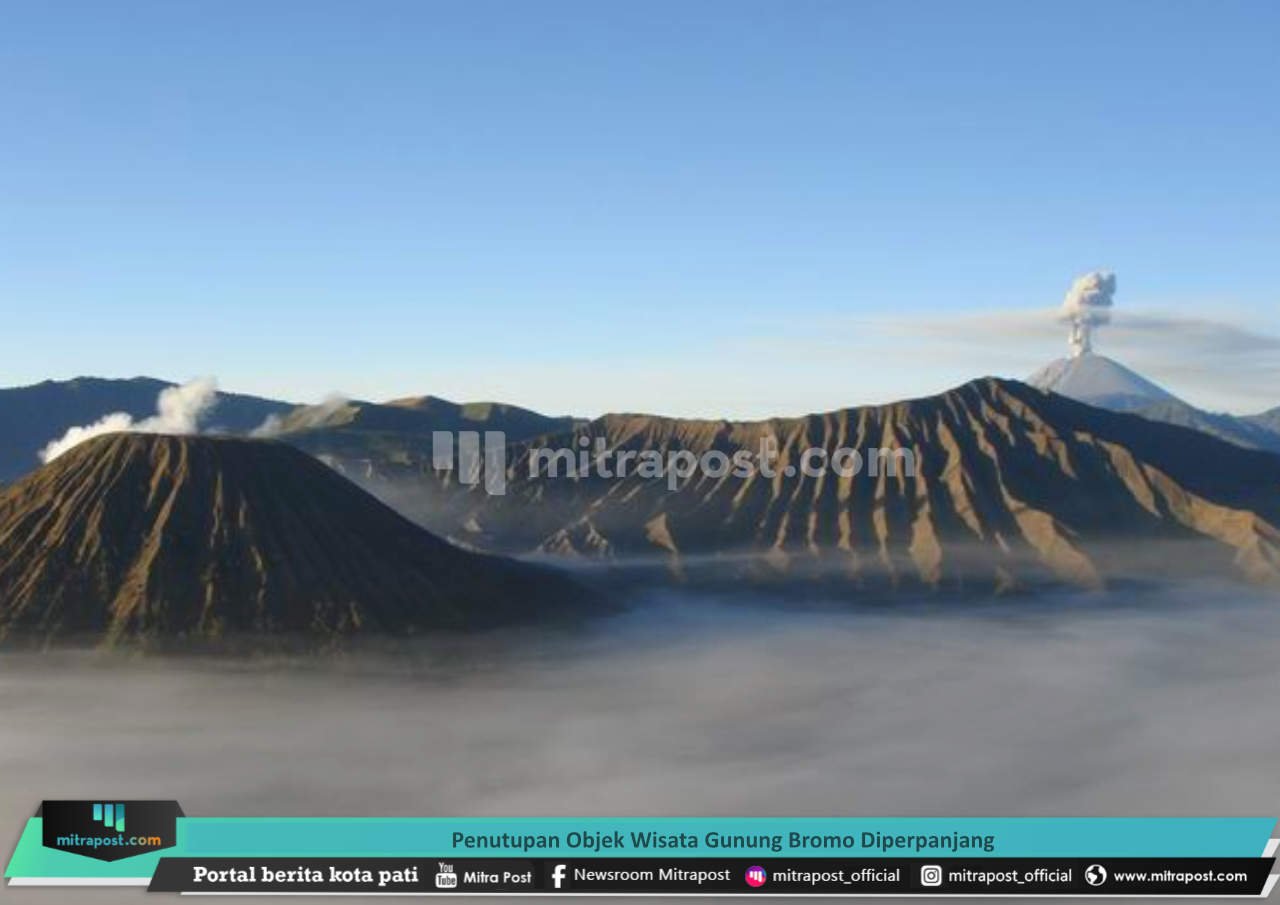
[429,429,917,497]
[41,800,182,862]
[432,430,507,495]
[93,801,126,831]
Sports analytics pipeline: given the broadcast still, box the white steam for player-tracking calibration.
[250,394,349,437]
[38,377,220,463]
[1062,270,1116,357]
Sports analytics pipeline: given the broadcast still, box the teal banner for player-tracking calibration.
[7,815,1277,884]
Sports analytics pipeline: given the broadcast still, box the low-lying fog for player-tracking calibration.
[3,583,1279,903]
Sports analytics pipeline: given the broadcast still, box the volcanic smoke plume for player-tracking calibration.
[38,377,218,463]
[1061,271,1116,357]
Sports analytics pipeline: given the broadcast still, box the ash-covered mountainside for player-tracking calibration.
[321,378,1280,592]
[0,433,599,642]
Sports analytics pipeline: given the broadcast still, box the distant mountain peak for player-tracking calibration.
[1028,352,1180,412]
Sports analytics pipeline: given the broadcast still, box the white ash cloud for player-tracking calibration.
[815,280,1280,411]
[1062,270,1116,356]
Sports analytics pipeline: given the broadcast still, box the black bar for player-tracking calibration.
[149,856,1276,896]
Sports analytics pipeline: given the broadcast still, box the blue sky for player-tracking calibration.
[2,0,1278,416]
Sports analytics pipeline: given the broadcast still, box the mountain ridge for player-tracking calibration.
[320,377,1280,592]
[267,395,577,442]
[0,377,582,484]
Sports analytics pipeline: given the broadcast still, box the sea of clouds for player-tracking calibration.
[2,583,1279,903]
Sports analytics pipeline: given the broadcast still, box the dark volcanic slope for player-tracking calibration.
[0,434,596,641]
[319,379,1280,592]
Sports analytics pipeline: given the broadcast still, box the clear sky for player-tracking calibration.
[2,0,1278,416]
